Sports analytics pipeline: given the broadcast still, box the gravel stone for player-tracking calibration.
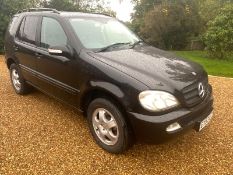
[0,56,232,174]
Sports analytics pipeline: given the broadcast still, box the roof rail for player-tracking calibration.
[18,8,60,14]
[91,12,113,17]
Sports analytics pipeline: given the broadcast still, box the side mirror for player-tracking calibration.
[48,45,71,58]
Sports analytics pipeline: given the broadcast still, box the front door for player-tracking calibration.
[35,16,80,106]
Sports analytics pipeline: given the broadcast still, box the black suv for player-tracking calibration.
[4,8,213,153]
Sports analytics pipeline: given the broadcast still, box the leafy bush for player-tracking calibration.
[203,4,233,59]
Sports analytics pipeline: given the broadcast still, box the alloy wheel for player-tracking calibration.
[92,108,119,145]
[11,69,21,91]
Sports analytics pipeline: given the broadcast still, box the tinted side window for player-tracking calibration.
[40,17,67,49]
[22,16,39,45]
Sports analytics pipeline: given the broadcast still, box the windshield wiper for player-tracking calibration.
[130,40,143,49]
[96,42,131,52]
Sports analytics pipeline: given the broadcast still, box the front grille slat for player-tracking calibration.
[183,90,199,100]
[183,88,197,94]
[186,96,202,104]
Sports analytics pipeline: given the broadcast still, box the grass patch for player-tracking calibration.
[174,51,233,78]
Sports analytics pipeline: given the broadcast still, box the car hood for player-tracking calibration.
[88,45,206,91]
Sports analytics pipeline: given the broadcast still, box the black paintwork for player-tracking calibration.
[4,11,213,141]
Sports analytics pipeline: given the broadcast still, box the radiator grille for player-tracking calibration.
[182,78,209,107]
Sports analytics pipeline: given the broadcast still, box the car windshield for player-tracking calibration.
[69,17,140,50]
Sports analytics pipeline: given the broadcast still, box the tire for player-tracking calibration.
[10,63,31,95]
[87,98,132,154]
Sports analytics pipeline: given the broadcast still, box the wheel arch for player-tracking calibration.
[6,57,16,69]
[81,87,127,117]
[81,86,135,138]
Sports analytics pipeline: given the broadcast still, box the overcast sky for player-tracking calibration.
[109,0,134,22]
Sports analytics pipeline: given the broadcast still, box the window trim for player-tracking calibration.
[16,17,25,41]
[9,16,19,34]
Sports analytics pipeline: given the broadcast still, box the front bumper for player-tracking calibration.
[127,92,214,143]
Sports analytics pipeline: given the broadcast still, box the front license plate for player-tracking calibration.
[198,112,213,131]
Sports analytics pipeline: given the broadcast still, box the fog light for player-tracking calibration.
[166,122,181,132]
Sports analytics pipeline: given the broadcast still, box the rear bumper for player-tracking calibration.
[127,92,214,143]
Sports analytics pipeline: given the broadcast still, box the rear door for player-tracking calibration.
[15,15,40,84]
[35,16,80,105]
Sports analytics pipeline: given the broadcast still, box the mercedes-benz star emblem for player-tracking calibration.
[198,82,205,98]
[192,72,197,76]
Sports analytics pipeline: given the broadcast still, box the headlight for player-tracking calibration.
[139,91,179,112]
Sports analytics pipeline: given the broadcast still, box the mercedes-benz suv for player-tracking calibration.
[4,8,214,154]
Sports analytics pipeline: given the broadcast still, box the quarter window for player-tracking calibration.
[40,17,67,49]
[19,16,39,45]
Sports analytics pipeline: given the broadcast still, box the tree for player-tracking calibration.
[197,0,232,32]
[139,1,201,50]
[42,0,78,11]
[203,4,233,59]
[130,0,233,51]
[43,0,115,16]
[131,0,160,33]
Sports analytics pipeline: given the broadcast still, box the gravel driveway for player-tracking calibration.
[0,56,232,175]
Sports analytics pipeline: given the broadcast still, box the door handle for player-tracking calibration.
[35,52,42,58]
[14,46,19,51]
